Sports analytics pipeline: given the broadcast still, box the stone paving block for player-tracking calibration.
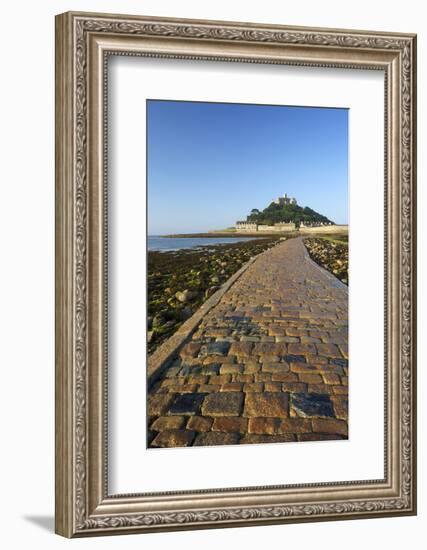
[186,416,213,432]
[209,374,231,385]
[312,418,348,436]
[179,365,202,376]
[290,362,319,373]
[288,343,317,355]
[322,373,341,385]
[164,366,182,378]
[228,341,254,356]
[261,362,290,374]
[219,355,237,364]
[150,416,186,431]
[219,364,243,375]
[199,364,221,375]
[271,372,298,382]
[322,336,347,345]
[151,385,168,394]
[197,384,221,393]
[202,356,229,365]
[243,382,264,392]
[307,383,334,395]
[306,354,328,364]
[329,358,348,368]
[151,430,196,448]
[290,393,335,418]
[253,372,273,382]
[258,354,281,362]
[339,344,349,358]
[243,392,289,418]
[276,336,300,343]
[204,328,230,337]
[166,384,199,393]
[248,417,281,434]
[193,432,240,446]
[298,373,323,384]
[161,378,185,388]
[187,375,208,385]
[233,373,254,383]
[300,336,322,343]
[310,331,329,340]
[243,361,261,373]
[253,342,287,356]
[332,386,348,395]
[148,394,176,416]
[179,342,201,358]
[278,418,312,433]
[212,417,248,433]
[281,382,308,393]
[330,395,348,420]
[264,382,282,392]
[315,364,344,375]
[201,392,244,417]
[199,341,230,357]
[268,326,286,336]
[220,382,243,392]
[316,343,342,358]
[284,354,307,363]
[168,393,206,416]
[286,327,305,337]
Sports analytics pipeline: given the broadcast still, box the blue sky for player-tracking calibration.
[147,100,348,235]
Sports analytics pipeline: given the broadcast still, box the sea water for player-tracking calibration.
[148,236,259,252]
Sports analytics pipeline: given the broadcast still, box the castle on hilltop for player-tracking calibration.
[274,193,297,206]
[234,192,334,233]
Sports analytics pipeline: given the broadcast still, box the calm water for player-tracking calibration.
[148,236,259,252]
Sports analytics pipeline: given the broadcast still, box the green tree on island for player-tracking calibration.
[246,201,333,226]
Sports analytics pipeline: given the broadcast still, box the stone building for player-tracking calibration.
[235,221,258,231]
[300,221,333,228]
[273,193,297,206]
[235,221,296,232]
[258,222,295,232]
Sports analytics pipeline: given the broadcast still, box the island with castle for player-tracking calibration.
[166,193,347,238]
[234,193,338,233]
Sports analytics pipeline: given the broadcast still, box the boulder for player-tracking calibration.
[175,289,197,303]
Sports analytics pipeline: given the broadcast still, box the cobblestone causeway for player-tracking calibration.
[148,237,348,448]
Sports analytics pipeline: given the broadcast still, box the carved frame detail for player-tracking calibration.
[55,11,416,537]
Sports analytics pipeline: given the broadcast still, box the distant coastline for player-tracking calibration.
[160,225,348,239]
[160,232,290,239]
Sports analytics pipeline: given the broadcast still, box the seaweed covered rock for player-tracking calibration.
[303,238,348,285]
[147,237,280,353]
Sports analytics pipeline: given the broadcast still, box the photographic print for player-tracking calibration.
[56,12,416,536]
[147,100,349,448]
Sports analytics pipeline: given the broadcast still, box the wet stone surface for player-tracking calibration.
[290,393,335,418]
[201,392,243,417]
[147,238,348,448]
[200,341,231,357]
[168,393,207,416]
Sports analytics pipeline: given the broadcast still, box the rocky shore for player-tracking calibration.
[303,237,348,285]
[148,237,281,353]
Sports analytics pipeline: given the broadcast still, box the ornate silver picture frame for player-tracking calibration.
[55,11,417,537]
